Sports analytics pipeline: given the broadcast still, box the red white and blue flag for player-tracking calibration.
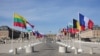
[79,13,86,31]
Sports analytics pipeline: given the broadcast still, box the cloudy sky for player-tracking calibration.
[0,0,100,34]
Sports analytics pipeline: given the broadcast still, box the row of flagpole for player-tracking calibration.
[58,12,94,53]
[9,13,43,53]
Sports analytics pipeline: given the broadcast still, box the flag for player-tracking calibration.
[67,23,73,32]
[32,31,35,36]
[88,19,94,29]
[68,23,73,28]
[67,23,75,34]
[73,19,81,32]
[34,31,43,38]
[73,19,77,28]
[14,13,27,28]
[67,26,69,32]
[26,22,34,31]
[79,13,85,30]
[32,29,35,35]
[76,21,81,31]
[27,22,34,28]
[62,28,67,36]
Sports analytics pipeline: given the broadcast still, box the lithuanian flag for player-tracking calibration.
[14,13,27,28]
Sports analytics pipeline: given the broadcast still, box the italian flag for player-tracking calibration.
[14,13,27,28]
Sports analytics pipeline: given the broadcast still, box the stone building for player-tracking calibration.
[77,25,100,41]
[0,26,35,40]
[0,26,21,39]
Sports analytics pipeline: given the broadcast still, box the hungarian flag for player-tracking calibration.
[88,19,94,29]
[14,13,27,28]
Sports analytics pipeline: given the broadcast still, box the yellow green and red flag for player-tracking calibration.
[14,13,27,28]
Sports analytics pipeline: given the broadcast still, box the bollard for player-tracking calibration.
[25,46,32,53]
[9,49,13,53]
[74,48,78,54]
[31,46,34,52]
[68,45,71,48]
[65,47,67,53]
[90,47,93,54]
[71,47,75,49]
[14,48,17,54]
[59,46,66,53]
[78,48,83,53]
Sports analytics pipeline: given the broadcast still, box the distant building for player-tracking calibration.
[79,25,100,38]
[76,25,100,41]
[0,26,21,39]
[0,26,36,40]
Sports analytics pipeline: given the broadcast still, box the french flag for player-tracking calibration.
[79,13,88,31]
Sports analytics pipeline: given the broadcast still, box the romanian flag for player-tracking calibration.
[14,13,27,28]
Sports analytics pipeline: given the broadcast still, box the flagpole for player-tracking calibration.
[21,28,23,49]
[68,31,71,48]
[28,31,31,46]
[18,26,24,50]
[71,27,75,49]
[67,24,70,48]
[78,32,82,51]
[9,26,14,53]
[78,12,83,53]
[9,13,14,53]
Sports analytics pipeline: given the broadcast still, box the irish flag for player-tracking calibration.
[14,13,27,28]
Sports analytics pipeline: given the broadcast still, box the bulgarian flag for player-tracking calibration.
[14,13,27,28]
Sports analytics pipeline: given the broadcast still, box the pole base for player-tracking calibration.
[78,49,83,53]
[9,49,13,53]
[71,47,75,49]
